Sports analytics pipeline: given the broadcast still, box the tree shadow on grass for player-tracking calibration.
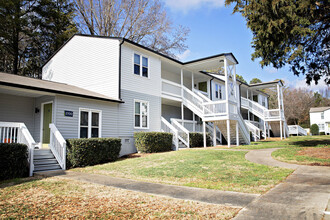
[0,176,42,189]
[289,139,330,147]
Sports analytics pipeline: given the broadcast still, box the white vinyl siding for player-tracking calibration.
[42,35,120,99]
[121,44,161,97]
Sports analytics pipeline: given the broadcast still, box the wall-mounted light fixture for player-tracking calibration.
[35,108,40,113]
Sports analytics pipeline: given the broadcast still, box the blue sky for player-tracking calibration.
[163,0,328,92]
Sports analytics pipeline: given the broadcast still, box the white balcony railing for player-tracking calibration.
[49,123,66,170]
[0,122,37,176]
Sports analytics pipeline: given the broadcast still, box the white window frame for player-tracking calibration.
[321,112,324,120]
[133,52,149,78]
[78,108,102,138]
[215,83,222,99]
[134,99,149,129]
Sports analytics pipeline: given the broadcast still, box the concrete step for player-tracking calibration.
[34,154,55,160]
[34,149,52,156]
[34,158,58,165]
[34,164,61,172]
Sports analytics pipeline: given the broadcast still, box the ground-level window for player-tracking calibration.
[79,109,101,138]
[134,100,148,129]
[318,124,324,131]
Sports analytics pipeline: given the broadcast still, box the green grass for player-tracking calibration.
[74,149,293,194]
[234,135,330,150]
[272,145,330,166]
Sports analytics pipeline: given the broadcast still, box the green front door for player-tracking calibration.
[42,103,52,144]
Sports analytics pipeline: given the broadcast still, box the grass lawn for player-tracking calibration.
[272,145,330,166]
[234,135,330,150]
[74,149,293,194]
[0,177,239,219]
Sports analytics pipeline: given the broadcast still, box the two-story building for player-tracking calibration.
[310,107,330,134]
[0,34,288,174]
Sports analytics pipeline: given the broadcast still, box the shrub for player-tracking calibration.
[134,132,173,153]
[189,132,212,148]
[320,132,325,135]
[0,143,29,181]
[66,138,121,168]
[310,124,319,135]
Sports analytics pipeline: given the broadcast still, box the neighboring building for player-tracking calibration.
[310,107,330,134]
[0,34,288,174]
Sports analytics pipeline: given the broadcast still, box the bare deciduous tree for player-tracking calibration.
[74,0,189,57]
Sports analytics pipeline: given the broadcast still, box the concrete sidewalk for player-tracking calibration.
[36,170,259,208]
[234,148,330,220]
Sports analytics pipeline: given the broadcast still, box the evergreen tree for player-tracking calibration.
[0,0,77,77]
[226,0,329,85]
[236,74,247,83]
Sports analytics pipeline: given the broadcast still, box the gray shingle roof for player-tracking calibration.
[309,106,330,113]
[0,72,123,103]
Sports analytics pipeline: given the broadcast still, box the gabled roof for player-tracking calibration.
[42,34,238,68]
[0,72,123,103]
[310,106,330,113]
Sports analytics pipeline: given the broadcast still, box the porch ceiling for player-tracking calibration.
[0,85,52,97]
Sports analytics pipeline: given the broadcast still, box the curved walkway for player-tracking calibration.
[235,148,330,220]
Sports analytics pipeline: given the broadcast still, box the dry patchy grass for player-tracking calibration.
[0,177,239,219]
[75,150,292,194]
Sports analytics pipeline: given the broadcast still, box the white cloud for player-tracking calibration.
[164,0,225,13]
[293,77,329,92]
[176,49,191,61]
[265,67,278,74]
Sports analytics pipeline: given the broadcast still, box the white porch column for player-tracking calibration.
[247,89,249,99]
[224,57,229,115]
[213,122,217,146]
[203,121,207,148]
[248,110,250,121]
[280,120,283,140]
[236,121,239,146]
[277,84,281,110]
[264,121,267,140]
[193,113,196,132]
[181,103,184,127]
[268,122,270,138]
[227,119,231,147]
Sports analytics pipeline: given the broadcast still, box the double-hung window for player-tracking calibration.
[215,84,222,99]
[134,100,148,128]
[321,112,324,119]
[134,53,148,77]
[79,109,101,138]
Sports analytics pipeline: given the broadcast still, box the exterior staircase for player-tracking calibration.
[33,149,62,172]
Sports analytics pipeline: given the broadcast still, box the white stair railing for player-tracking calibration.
[49,124,66,170]
[288,125,307,136]
[245,120,261,141]
[0,122,37,176]
[161,117,179,150]
[171,119,190,148]
[236,114,251,145]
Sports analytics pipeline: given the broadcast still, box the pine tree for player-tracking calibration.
[226,0,329,85]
